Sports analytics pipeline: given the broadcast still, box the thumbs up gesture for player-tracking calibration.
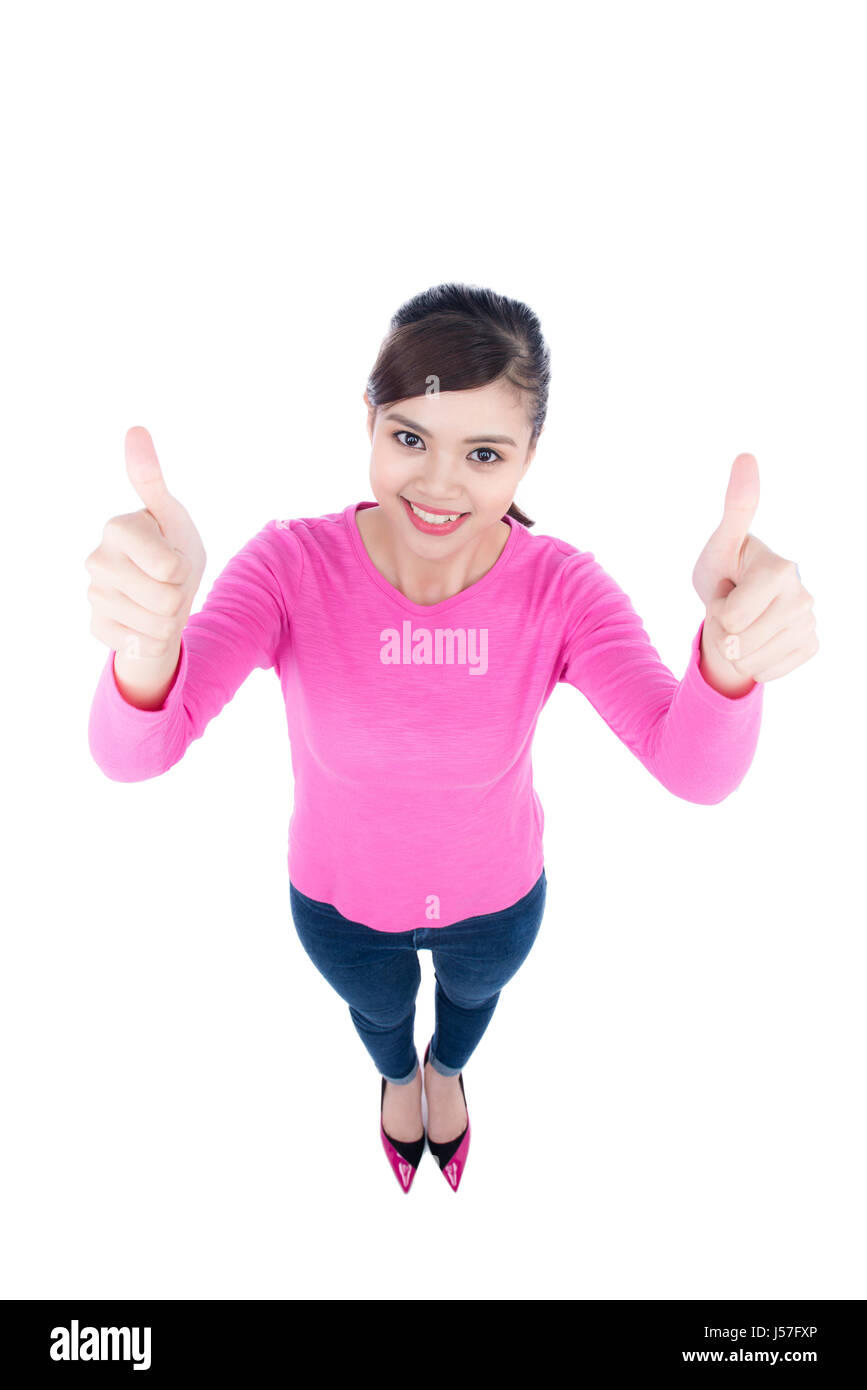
[85,427,207,682]
[692,453,818,691]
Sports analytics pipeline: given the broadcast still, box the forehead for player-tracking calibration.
[386,382,527,435]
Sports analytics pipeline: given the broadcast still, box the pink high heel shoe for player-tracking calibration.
[380,1068,425,1194]
[423,1038,471,1192]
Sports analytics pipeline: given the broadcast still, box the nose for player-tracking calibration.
[409,461,466,509]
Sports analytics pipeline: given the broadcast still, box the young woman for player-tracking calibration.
[86,283,817,1195]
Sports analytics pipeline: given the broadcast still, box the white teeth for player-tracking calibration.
[407,499,463,523]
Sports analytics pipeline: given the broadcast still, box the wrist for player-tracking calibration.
[699,615,756,698]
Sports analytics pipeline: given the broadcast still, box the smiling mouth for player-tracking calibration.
[401,495,470,521]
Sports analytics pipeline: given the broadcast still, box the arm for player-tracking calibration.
[557,550,763,805]
[88,519,303,781]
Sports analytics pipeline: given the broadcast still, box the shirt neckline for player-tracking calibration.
[343,500,521,616]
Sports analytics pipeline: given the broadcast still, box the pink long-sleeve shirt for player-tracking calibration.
[88,500,764,932]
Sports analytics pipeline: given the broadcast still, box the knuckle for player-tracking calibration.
[156,586,180,617]
[157,555,181,583]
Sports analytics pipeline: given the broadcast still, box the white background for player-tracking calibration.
[1,0,862,1300]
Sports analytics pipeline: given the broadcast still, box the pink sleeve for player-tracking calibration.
[557,550,763,805]
[87,519,303,782]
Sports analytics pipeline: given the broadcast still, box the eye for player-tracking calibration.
[393,430,425,450]
[392,431,502,466]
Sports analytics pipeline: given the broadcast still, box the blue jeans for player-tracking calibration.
[289,868,547,1084]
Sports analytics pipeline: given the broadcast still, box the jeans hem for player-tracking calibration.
[427,1048,463,1078]
[381,1056,419,1085]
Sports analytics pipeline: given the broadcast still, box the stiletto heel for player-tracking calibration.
[380,1069,425,1193]
[423,1038,471,1192]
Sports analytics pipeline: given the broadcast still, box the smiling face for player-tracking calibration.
[363,380,539,556]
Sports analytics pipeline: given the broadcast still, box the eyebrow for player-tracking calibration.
[383,412,517,447]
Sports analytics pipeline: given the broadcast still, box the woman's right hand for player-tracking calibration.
[85,426,207,670]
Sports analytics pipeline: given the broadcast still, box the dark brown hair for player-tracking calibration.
[366,282,551,528]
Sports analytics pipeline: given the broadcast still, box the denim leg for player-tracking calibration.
[428,974,500,1077]
[425,869,547,1075]
[349,999,421,1084]
[289,883,421,1082]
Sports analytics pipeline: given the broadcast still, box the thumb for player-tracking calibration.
[124,426,188,543]
[717,453,760,561]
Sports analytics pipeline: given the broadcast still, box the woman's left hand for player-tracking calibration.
[692,453,819,684]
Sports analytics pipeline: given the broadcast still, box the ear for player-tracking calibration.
[521,439,539,476]
[524,426,544,469]
[363,390,375,444]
